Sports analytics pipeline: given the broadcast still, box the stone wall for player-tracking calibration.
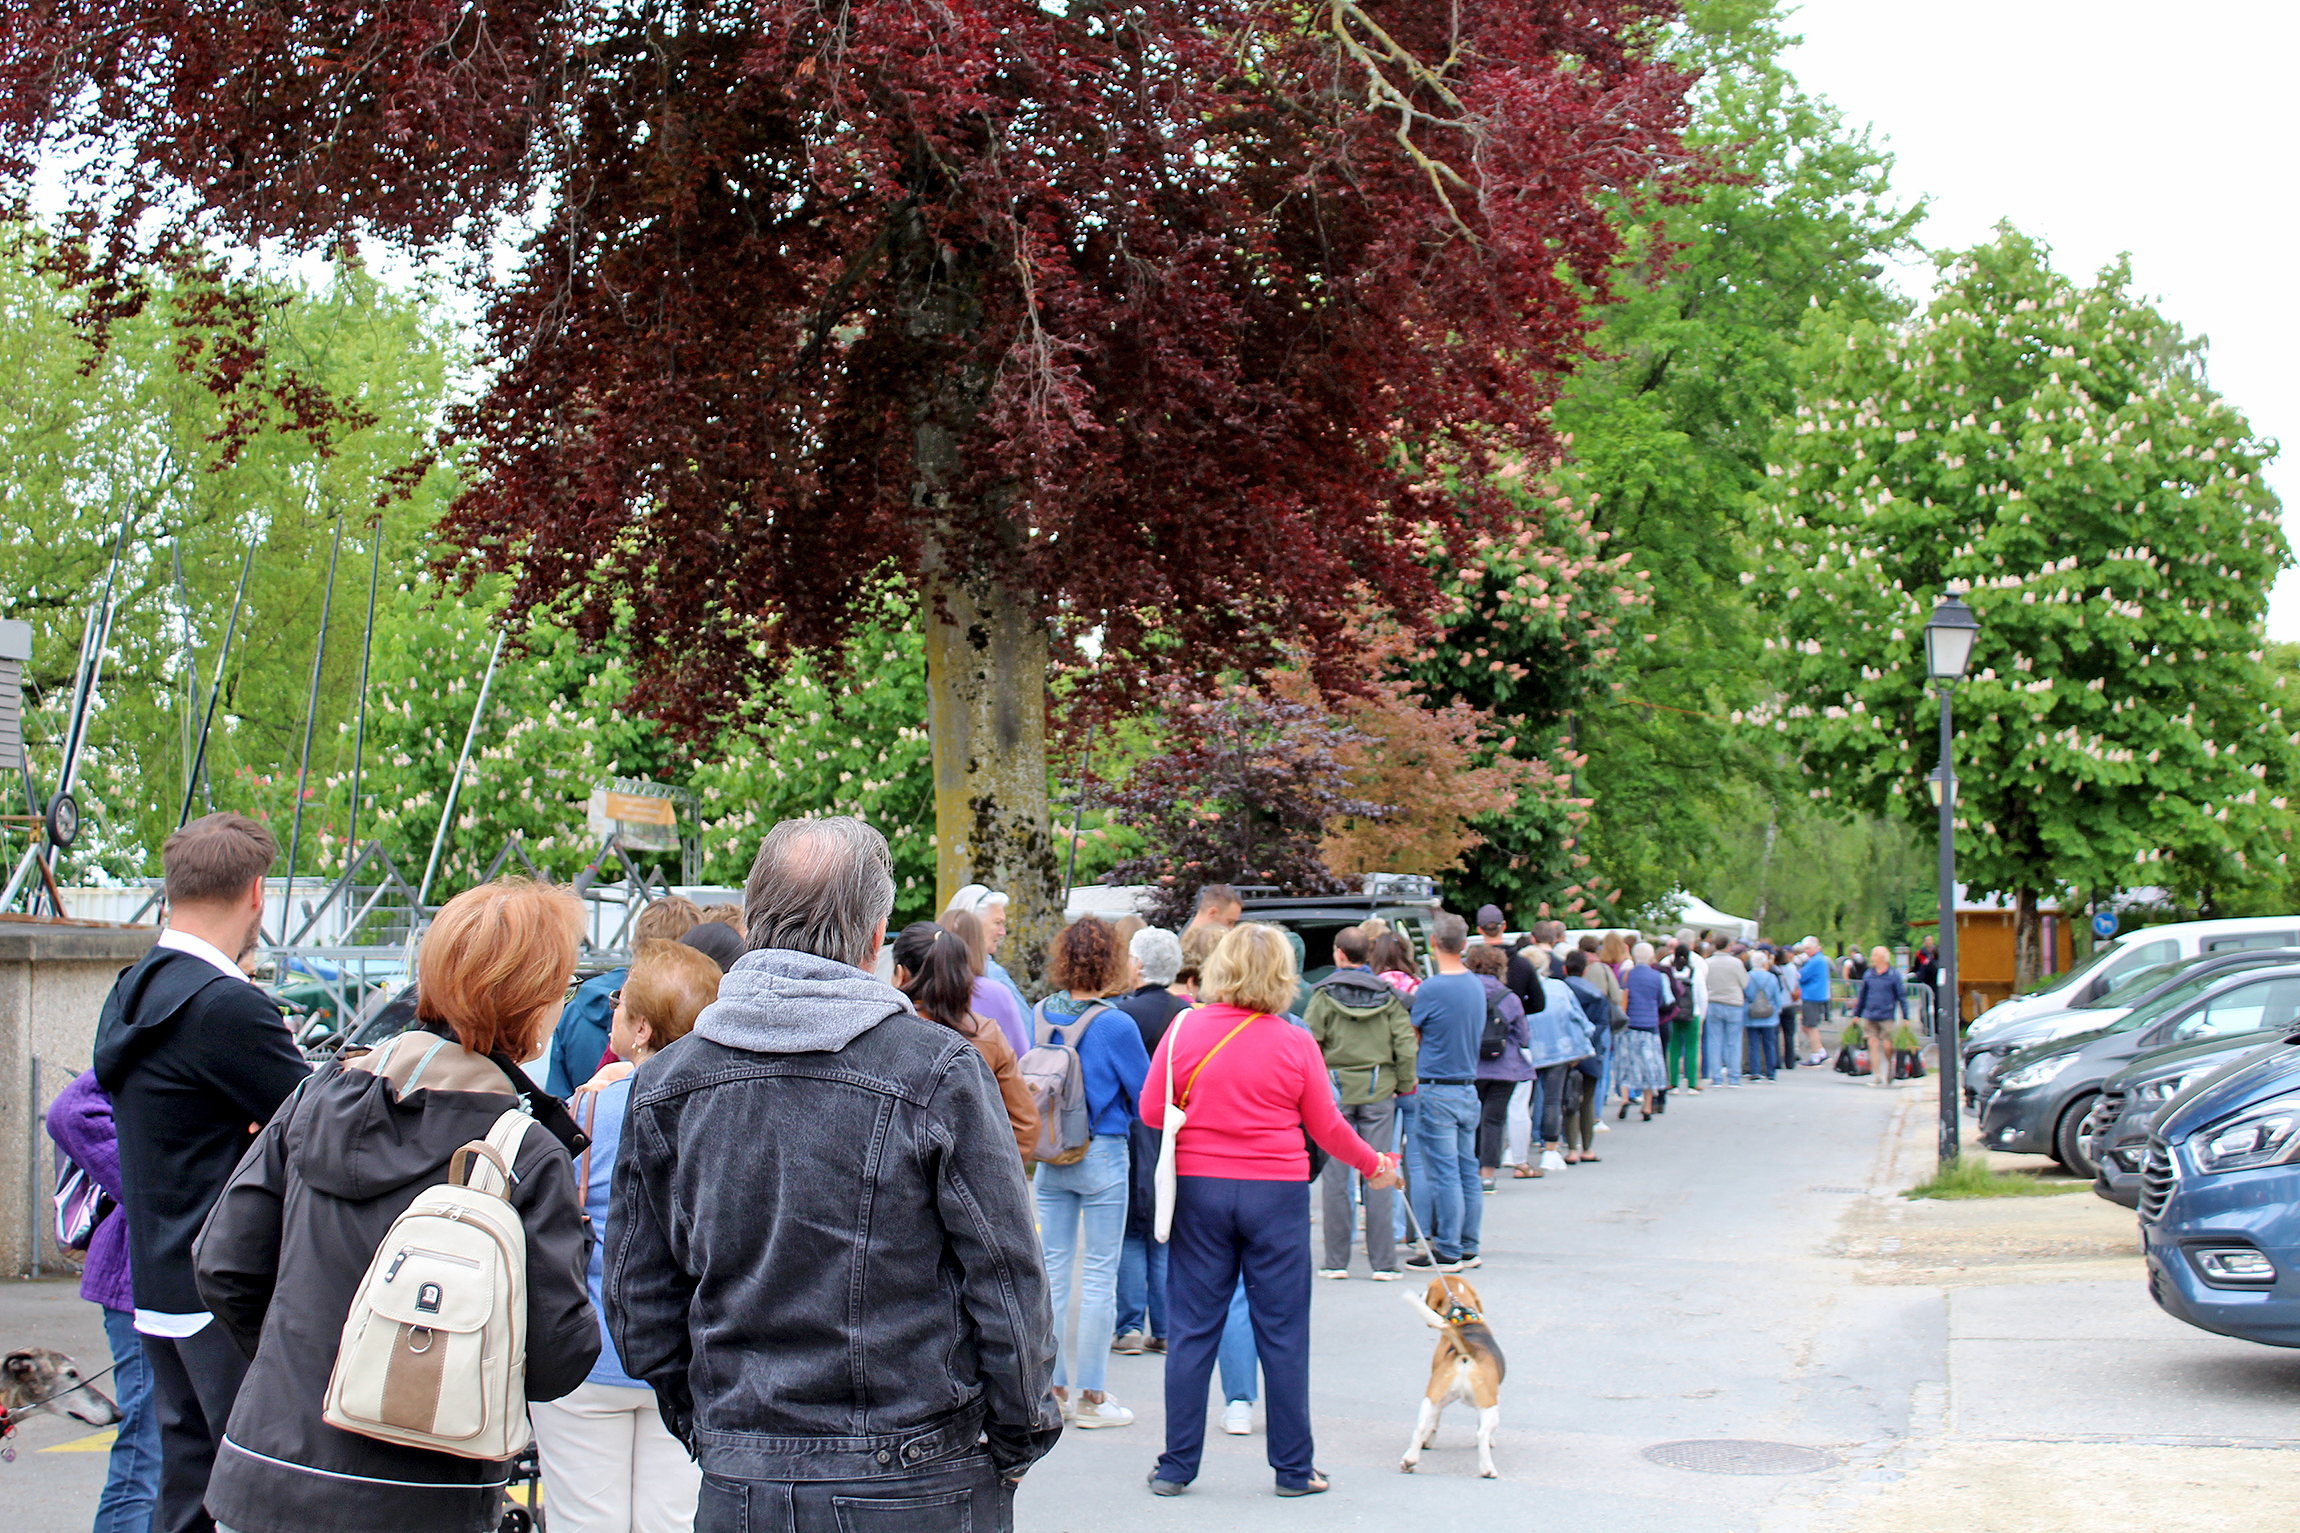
[0,916,157,1277]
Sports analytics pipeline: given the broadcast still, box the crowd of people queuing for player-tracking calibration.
[53,808,1920,1533]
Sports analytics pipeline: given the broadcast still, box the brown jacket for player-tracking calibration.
[959,1012,1038,1163]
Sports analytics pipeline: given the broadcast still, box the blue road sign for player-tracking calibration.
[2092,910,2120,939]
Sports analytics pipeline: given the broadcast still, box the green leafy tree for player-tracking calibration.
[0,238,458,879]
[1412,0,1922,924]
[1751,227,2295,982]
[690,595,937,927]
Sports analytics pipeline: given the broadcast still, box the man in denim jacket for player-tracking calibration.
[606,816,1060,1532]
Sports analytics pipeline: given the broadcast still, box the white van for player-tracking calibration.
[1969,916,2300,1038]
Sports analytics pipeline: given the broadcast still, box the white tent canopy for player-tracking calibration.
[1655,892,1761,942]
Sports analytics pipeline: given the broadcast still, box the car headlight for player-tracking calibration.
[2193,1093,2300,1174]
[1998,1056,2074,1091]
[2135,1075,2193,1103]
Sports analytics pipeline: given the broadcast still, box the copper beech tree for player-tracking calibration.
[0,1,1696,967]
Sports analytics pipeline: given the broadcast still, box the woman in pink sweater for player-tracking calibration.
[1141,923,1401,1499]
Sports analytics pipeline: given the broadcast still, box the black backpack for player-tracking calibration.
[1478,989,1510,1061]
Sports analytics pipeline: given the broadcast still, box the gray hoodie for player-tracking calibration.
[696,948,912,1054]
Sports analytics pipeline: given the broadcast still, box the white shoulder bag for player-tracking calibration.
[1153,1013,1186,1242]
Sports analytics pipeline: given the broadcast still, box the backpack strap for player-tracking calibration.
[450,1110,535,1199]
[1037,998,1109,1048]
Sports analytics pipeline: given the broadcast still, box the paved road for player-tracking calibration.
[1017,1068,1931,1530]
[10,1064,2291,1531]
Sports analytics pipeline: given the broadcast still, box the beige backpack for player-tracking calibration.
[322,1108,534,1460]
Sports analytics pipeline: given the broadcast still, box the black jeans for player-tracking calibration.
[697,1452,1012,1533]
[142,1325,250,1533]
[1475,1079,1516,1169]
[1531,1063,1569,1143]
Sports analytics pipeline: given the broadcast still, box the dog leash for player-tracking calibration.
[1394,1182,1482,1324]
[1,1360,119,1461]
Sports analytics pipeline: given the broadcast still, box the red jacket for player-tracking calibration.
[1142,1003,1384,1181]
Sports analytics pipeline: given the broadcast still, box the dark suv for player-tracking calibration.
[1235,875,1444,983]
[2140,1035,2300,1346]
[2089,1030,2290,1208]
[1978,964,2300,1177]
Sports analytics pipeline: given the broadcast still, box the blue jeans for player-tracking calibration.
[1745,1015,1780,1079]
[1117,1231,1168,1340]
[1409,1084,1481,1261]
[1705,1003,1746,1085]
[1157,1177,1314,1488]
[97,1307,160,1533]
[1219,1278,1258,1403]
[698,1450,1011,1533]
[1036,1133,1129,1393]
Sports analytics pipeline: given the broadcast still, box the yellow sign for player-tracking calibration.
[602,792,677,828]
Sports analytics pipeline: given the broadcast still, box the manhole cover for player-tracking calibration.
[1642,1440,1838,1476]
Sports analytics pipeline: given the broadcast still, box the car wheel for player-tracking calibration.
[2054,1092,2100,1180]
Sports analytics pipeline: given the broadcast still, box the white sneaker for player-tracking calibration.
[1317,1267,1350,1280]
[1222,1400,1253,1436]
[1074,1394,1136,1429]
[1595,1120,1611,1133]
[1369,1268,1405,1282]
[1540,1149,1566,1172]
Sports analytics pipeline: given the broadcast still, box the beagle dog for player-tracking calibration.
[1399,1276,1505,1478]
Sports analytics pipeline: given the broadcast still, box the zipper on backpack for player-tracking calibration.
[384,1246,483,1282]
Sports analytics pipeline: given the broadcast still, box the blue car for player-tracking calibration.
[2139,1035,2300,1346]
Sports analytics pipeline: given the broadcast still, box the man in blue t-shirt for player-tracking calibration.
[1797,937,1833,1066]
[1407,912,1487,1272]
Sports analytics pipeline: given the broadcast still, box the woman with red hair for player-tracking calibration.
[195,880,601,1533]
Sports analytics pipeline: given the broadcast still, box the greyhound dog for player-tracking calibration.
[1398,1276,1506,1479]
[2,1348,123,1430]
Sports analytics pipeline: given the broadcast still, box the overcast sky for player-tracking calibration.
[1780,0,2298,636]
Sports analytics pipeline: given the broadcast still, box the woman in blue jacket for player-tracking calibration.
[1743,952,1789,1081]
[1034,915,1153,1430]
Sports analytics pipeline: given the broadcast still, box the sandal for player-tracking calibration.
[1276,1470,1331,1497]
[1579,1153,1601,1163]
[1562,1151,1579,1165]
[1514,1164,1540,1179]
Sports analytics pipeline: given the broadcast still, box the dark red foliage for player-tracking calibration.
[0,2,1697,729]
[1103,682,1391,930]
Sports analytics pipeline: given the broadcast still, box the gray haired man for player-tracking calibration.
[607,817,1060,1532]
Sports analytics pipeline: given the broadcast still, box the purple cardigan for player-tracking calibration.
[46,1070,133,1312]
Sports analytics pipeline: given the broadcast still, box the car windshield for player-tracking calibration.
[2076,960,2183,1008]
[2109,973,2233,1034]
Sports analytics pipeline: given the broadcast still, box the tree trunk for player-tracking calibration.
[923,572,1060,987]
[893,199,1061,986]
[2012,886,2044,991]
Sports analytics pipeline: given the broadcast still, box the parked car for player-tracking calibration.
[2139,1034,2300,1347]
[1977,965,2300,1177]
[1967,916,2300,1038]
[2090,1030,2290,1208]
[1963,948,2300,1111]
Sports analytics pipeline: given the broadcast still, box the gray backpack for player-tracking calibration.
[1017,1001,1111,1165]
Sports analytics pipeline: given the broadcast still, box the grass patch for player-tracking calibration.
[1902,1155,2091,1200]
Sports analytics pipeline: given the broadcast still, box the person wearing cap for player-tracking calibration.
[1473,905,1544,1014]
[947,883,1032,1017]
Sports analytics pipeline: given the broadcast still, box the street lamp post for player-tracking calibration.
[1925,594,1980,1168]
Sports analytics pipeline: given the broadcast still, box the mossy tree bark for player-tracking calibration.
[922,574,1060,987]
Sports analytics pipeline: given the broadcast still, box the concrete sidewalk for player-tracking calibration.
[0,1277,126,1529]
